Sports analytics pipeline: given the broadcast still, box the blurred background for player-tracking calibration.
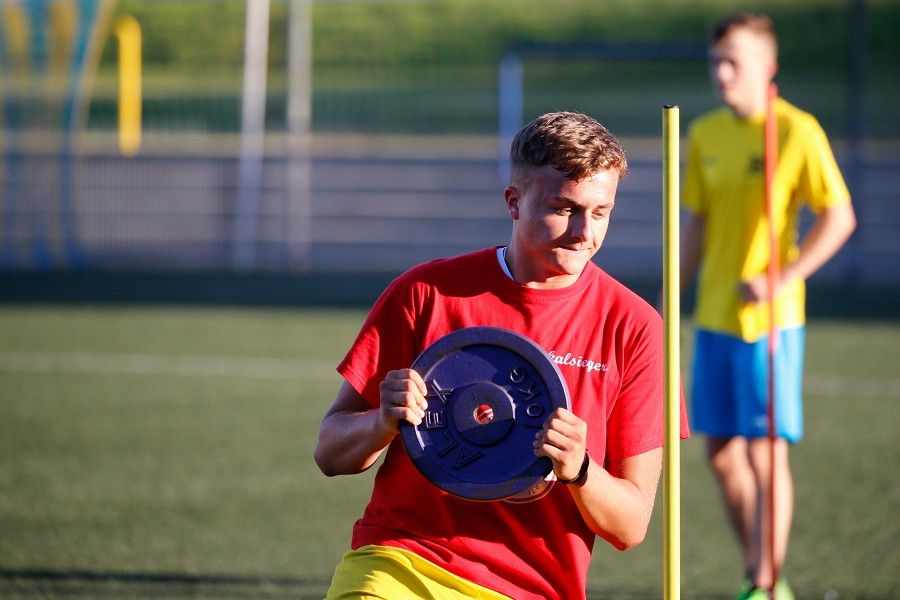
[1,1,898,599]
[1,0,897,304]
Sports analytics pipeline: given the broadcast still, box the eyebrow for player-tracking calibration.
[551,196,615,209]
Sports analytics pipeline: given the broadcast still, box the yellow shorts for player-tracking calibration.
[325,544,511,600]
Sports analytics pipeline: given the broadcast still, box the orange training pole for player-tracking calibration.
[764,82,780,599]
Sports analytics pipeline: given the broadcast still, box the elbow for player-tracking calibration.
[313,445,341,477]
[313,452,331,477]
[835,202,857,241]
[614,527,649,552]
[314,441,376,477]
[846,207,858,237]
[602,521,650,552]
[313,419,350,477]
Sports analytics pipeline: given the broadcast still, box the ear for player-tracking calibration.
[504,187,520,220]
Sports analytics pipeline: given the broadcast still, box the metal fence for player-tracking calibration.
[1,0,897,285]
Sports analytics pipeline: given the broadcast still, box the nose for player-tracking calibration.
[711,58,731,85]
[570,212,594,242]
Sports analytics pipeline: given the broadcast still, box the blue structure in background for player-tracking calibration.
[0,0,112,269]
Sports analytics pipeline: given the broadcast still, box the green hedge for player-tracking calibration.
[87,0,898,137]
[101,0,898,74]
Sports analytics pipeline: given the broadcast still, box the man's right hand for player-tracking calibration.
[379,369,429,430]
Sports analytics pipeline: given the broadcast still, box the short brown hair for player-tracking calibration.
[710,12,778,57]
[509,111,628,183]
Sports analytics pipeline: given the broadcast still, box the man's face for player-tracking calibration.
[709,28,776,116]
[505,165,618,289]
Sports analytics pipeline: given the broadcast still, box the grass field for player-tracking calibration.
[0,305,897,599]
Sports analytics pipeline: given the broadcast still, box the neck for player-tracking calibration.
[502,244,582,290]
[730,88,772,119]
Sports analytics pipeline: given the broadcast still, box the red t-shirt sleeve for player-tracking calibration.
[338,276,420,408]
[604,306,689,462]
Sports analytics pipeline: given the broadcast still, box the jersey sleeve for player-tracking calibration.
[795,116,851,213]
[337,276,420,408]
[604,310,689,462]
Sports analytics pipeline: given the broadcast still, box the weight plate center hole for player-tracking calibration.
[473,403,494,425]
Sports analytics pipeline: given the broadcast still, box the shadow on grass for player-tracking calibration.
[0,568,331,599]
[0,568,747,600]
[586,592,722,600]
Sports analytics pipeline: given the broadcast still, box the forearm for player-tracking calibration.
[781,202,856,285]
[314,408,396,476]
[315,373,428,476]
[568,451,662,550]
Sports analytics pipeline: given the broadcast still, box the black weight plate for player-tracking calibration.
[399,327,571,501]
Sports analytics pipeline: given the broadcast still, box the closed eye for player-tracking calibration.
[552,205,613,219]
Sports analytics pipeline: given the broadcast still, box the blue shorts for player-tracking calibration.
[690,327,804,443]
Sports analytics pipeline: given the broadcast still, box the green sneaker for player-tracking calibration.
[739,579,794,600]
[774,578,795,600]
[735,580,754,600]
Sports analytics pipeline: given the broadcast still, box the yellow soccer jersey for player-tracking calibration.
[684,98,851,341]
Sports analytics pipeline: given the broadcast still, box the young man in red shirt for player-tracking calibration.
[315,111,688,599]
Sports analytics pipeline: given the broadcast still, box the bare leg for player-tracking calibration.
[748,438,793,590]
[706,436,757,572]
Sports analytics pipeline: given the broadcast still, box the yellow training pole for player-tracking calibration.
[116,15,142,157]
[662,105,681,600]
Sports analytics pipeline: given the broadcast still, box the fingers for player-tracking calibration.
[379,369,429,428]
[739,278,764,303]
[533,408,588,482]
[740,274,782,304]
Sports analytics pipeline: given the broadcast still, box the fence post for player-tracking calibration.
[234,0,271,270]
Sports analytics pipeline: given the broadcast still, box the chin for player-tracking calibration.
[555,256,591,276]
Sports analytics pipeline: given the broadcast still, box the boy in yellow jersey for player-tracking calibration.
[682,12,856,600]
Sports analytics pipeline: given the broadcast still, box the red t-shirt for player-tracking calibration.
[337,248,688,600]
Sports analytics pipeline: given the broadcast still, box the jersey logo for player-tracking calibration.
[547,350,607,374]
[747,155,764,175]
